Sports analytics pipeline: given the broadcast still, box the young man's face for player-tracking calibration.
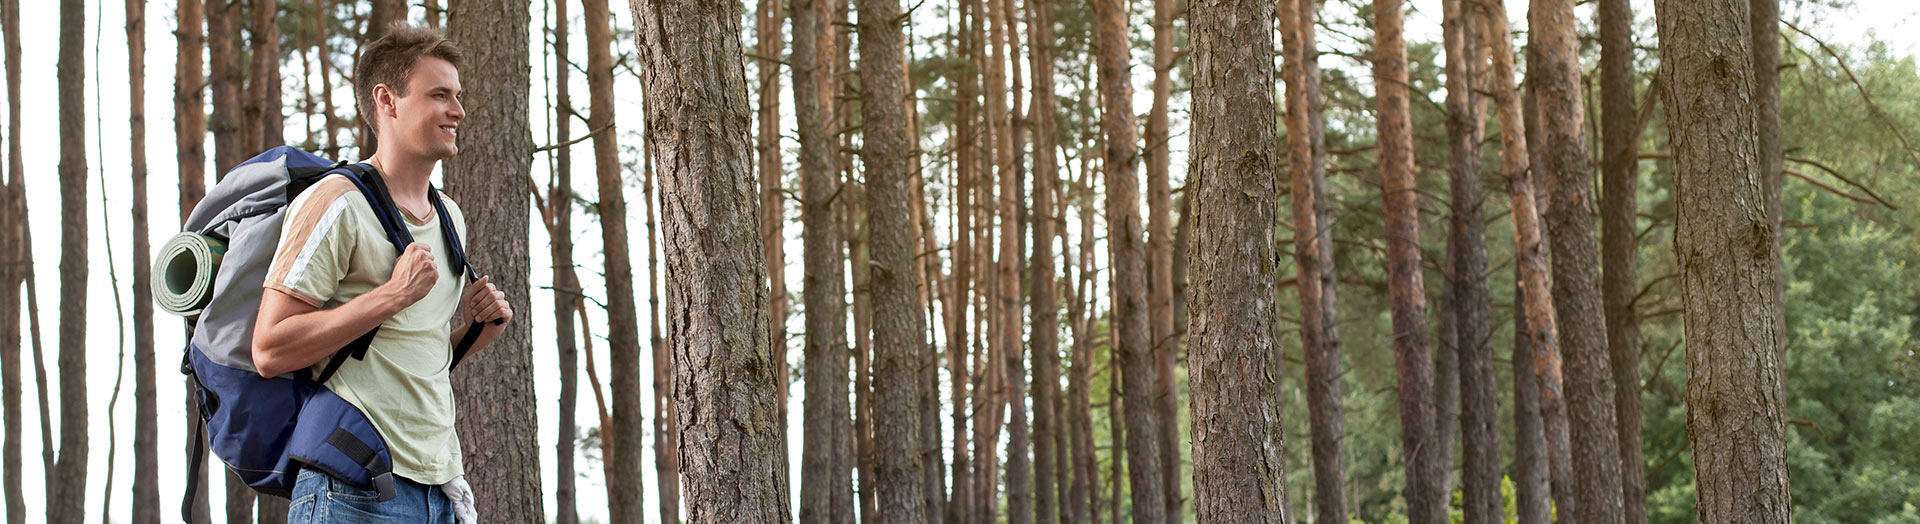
[377,56,464,160]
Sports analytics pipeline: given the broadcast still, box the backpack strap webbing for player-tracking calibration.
[311,163,413,386]
[326,428,398,502]
[428,187,496,370]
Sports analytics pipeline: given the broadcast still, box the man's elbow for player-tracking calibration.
[252,339,287,378]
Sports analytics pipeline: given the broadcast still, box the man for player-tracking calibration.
[249,25,510,522]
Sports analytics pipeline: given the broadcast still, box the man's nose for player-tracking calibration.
[449,99,465,121]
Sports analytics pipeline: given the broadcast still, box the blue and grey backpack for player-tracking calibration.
[157,146,488,520]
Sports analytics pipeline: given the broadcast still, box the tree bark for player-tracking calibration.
[250,0,282,149]
[1441,1,1500,521]
[795,0,855,518]
[1373,1,1443,522]
[643,82,682,524]
[1,0,23,518]
[627,0,791,520]
[990,0,1032,519]
[1597,1,1647,522]
[1279,0,1347,521]
[1534,1,1629,523]
[580,0,648,519]
[758,0,790,427]
[1187,0,1288,521]
[316,0,338,157]
[1091,0,1166,520]
[444,1,544,521]
[1652,0,1792,521]
[358,0,401,155]
[128,0,160,520]
[1144,0,1180,518]
[206,0,243,174]
[175,0,207,221]
[858,1,932,521]
[1070,163,1099,524]
[51,0,89,520]
[548,2,580,521]
[947,5,976,514]
[1029,1,1061,521]
[1478,2,1555,522]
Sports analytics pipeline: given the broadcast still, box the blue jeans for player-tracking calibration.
[287,467,455,523]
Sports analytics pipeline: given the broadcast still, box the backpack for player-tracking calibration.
[165,146,488,520]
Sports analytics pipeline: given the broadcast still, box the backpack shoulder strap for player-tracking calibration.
[310,163,414,386]
[428,188,494,370]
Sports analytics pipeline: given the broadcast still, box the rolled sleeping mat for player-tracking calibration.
[154,232,226,317]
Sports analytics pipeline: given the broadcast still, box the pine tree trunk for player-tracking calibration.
[51,0,90,520]
[858,1,931,520]
[1478,1,1554,521]
[580,0,647,519]
[627,0,791,519]
[796,0,854,517]
[250,0,281,149]
[1187,0,1288,520]
[169,1,213,517]
[549,2,580,521]
[1752,0,1781,247]
[1441,1,1500,521]
[1652,0,1792,521]
[1,1,22,515]
[206,0,243,173]
[1373,1,1444,521]
[990,0,1033,519]
[756,0,789,433]
[316,0,337,157]
[643,88,682,524]
[443,1,544,521]
[358,0,401,155]
[1518,11,1579,522]
[1532,1,1628,522]
[1280,0,1347,521]
[1144,0,1181,518]
[128,0,160,521]
[1029,1,1061,521]
[1070,164,1099,524]
[947,7,976,512]
[1597,1,1647,522]
[1092,0,1166,520]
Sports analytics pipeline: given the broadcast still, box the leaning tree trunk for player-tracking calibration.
[1091,0,1167,520]
[51,0,90,521]
[1278,0,1347,521]
[581,0,648,519]
[1597,1,1647,522]
[858,0,931,520]
[795,0,854,518]
[444,1,544,521]
[1187,0,1289,521]
[1652,0,1792,521]
[128,0,161,521]
[1441,1,1500,521]
[548,2,580,522]
[627,0,791,520]
[1532,1,1627,522]
[1373,1,1444,521]
[1479,1,1555,522]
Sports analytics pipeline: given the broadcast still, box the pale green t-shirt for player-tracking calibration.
[263,173,468,485]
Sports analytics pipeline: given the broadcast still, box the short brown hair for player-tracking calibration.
[354,24,463,140]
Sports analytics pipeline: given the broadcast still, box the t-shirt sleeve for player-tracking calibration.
[264,178,363,307]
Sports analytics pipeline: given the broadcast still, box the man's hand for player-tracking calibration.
[382,242,439,306]
[462,275,512,325]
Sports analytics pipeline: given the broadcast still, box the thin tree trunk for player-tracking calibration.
[628,0,791,519]
[358,0,400,155]
[1187,0,1288,520]
[250,0,282,149]
[206,0,243,173]
[1479,1,1553,521]
[1373,1,1443,521]
[795,0,855,518]
[549,1,580,521]
[581,0,647,519]
[423,0,440,29]
[643,76,682,524]
[51,0,90,520]
[1091,0,1166,520]
[1070,159,1099,524]
[1441,1,1500,521]
[170,0,212,517]
[947,5,977,514]
[443,1,544,521]
[0,0,23,517]
[1532,1,1627,522]
[990,0,1032,520]
[1751,0,1781,249]
[1597,1,1647,522]
[317,0,337,157]
[127,0,160,520]
[757,0,790,428]
[1029,1,1061,521]
[1653,0,1792,521]
[1518,7,1579,520]
[1145,0,1181,518]
[859,1,932,520]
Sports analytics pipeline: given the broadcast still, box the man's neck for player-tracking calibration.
[367,149,437,203]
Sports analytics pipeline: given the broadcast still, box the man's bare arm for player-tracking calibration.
[251,243,440,378]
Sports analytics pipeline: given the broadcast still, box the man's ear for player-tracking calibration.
[373,83,399,120]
